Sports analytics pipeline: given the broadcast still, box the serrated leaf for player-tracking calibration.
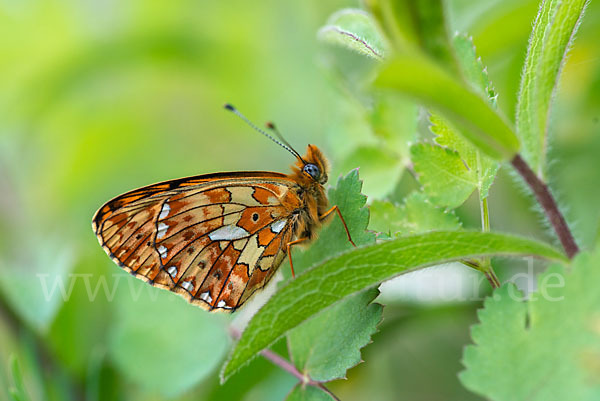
[411,143,477,208]
[221,231,566,381]
[460,249,600,401]
[369,191,460,236]
[108,278,229,397]
[432,114,499,199]
[431,35,499,199]
[287,288,382,382]
[368,199,403,236]
[290,169,375,278]
[516,0,588,179]
[431,114,478,170]
[453,34,496,101]
[375,52,519,160]
[318,8,385,60]
[286,384,335,401]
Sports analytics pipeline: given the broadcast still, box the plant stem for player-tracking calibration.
[484,270,501,288]
[474,195,500,289]
[480,196,490,233]
[260,349,340,400]
[511,154,579,258]
[229,327,339,400]
[462,259,500,289]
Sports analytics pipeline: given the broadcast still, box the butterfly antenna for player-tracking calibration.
[265,122,305,163]
[224,104,305,163]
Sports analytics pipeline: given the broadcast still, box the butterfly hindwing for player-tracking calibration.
[93,173,300,312]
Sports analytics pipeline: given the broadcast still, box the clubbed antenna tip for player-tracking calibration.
[222,103,303,163]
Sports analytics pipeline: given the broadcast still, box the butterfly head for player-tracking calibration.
[296,144,328,185]
[222,105,329,186]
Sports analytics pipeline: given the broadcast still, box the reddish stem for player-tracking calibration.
[511,154,579,258]
[229,327,339,400]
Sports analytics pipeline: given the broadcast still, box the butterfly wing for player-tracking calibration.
[92,172,302,312]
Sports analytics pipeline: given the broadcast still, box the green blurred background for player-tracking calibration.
[0,0,599,400]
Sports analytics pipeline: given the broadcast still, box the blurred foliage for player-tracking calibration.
[0,0,599,400]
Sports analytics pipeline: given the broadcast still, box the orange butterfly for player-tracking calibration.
[92,104,355,312]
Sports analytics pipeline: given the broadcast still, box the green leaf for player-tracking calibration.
[221,231,566,381]
[460,249,600,401]
[286,384,335,401]
[428,35,499,199]
[368,199,403,236]
[290,170,375,278]
[453,34,496,102]
[287,288,382,382]
[408,0,457,72]
[108,277,230,398]
[363,0,419,52]
[318,8,386,60]
[363,0,457,72]
[411,143,477,208]
[516,0,588,179]
[375,52,519,160]
[432,114,499,199]
[369,192,461,236]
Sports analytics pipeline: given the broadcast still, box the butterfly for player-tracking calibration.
[92,104,356,313]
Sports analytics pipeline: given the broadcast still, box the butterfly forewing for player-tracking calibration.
[93,173,300,312]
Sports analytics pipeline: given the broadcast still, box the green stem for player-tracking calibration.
[477,195,500,289]
[480,196,490,233]
[462,259,500,289]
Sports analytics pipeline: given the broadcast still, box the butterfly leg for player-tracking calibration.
[286,238,308,279]
[319,205,357,247]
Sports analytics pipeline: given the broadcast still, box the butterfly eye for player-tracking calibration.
[303,163,320,180]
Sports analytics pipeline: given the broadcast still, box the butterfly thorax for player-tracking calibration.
[287,145,330,241]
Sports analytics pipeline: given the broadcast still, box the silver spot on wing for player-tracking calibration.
[157,222,169,239]
[159,203,170,220]
[200,291,213,303]
[270,219,287,233]
[157,245,168,259]
[208,225,250,241]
